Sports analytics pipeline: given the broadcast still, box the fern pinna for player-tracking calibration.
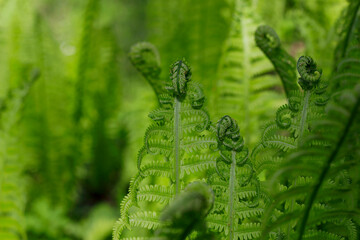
[113,60,217,239]
[206,115,263,240]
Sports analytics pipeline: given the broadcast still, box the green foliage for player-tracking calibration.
[214,0,284,146]
[207,116,263,240]
[155,181,215,240]
[255,25,299,98]
[129,42,163,101]
[0,70,39,240]
[0,1,358,240]
[113,60,216,239]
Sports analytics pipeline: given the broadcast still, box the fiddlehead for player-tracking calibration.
[167,59,192,98]
[217,115,243,152]
[297,56,322,90]
[255,25,280,50]
[255,25,299,98]
[129,42,164,101]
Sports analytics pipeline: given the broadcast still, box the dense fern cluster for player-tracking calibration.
[0,0,358,240]
[113,59,218,239]
[114,1,360,239]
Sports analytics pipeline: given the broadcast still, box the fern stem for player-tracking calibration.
[174,97,181,195]
[298,90,310,143]
[297,96,360,240]
[228,150,236,240]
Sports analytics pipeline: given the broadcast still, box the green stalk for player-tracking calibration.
[174,96,181,195]
[286,90,309,238]
[228,150,237,240]
[298,90,310,143]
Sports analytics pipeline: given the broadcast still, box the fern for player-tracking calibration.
[129,42,163,102]
[0,70,38,240]
[259,49,360,239]
[252,56,326,169]
[331,0,360,91]
[214,0,284,146]
[155,181,215,240]
[206,115,263,240]
[251,56,338,239]
[73,0,99,123]
[255,25,299,99]
[113,60,217,239]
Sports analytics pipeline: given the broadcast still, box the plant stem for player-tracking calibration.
[174,96,181,195]
[228,150,237,240]
[298,90,310,143]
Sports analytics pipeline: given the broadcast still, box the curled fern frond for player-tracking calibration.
[255,25,280,50]
[255,25,299,98]
[297,56,322,90]
[129,42,161,79]
[167,60,192,98]
[129,42,163,100]
[217,115,243,151]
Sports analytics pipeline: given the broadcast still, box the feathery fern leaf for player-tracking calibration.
[207,115,263,240]
[260,54,360,239]
[113,60,217,239]
[0,70,38,240]
[214,0,284,146]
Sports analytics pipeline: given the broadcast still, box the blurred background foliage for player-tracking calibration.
[0,0,348,239]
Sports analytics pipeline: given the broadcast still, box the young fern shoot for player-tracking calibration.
[129,42,164,101]
[113,60,217,240]
[255,25,299,99]
[206,115,263,240]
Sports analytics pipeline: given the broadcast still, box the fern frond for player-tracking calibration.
[0,71,38,240]
[129,42,163,101]
[214,0,284,146]
[115,60,217,239]
[260,53,360,240]
[255,25,299,98]
[207,115,263,240]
